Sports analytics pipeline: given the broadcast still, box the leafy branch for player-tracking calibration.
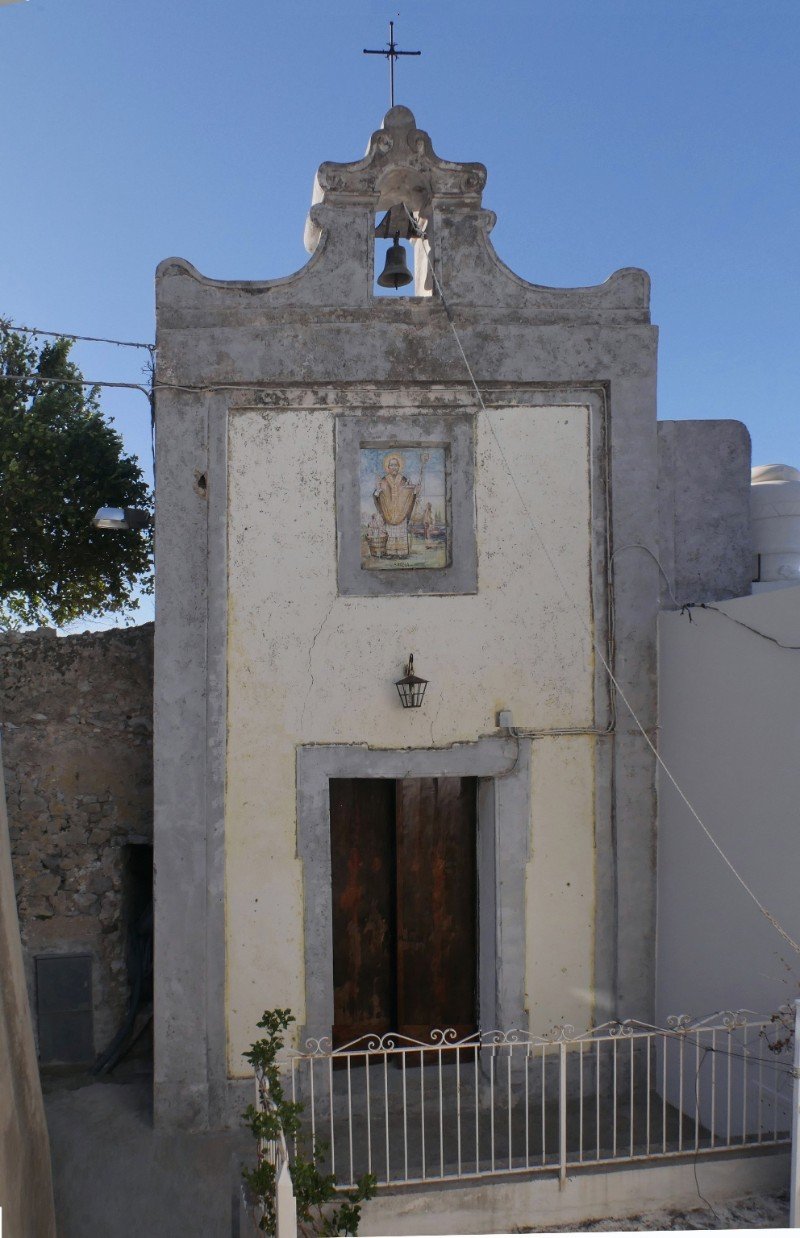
[243,1009,376,1236]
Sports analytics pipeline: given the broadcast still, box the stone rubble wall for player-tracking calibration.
[0,624,153,1056]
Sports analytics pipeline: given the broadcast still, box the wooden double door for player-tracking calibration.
[330,777,477,1046]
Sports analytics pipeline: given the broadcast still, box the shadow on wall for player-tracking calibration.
[0,737,57,1237]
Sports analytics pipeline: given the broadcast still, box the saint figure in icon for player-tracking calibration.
[373,451,428,558]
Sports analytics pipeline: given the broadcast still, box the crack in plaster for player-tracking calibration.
[299,599,337,731]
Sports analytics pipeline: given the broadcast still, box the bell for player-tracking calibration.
[377,233,413,289]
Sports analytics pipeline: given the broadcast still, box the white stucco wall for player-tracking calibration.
[526,735,596,1030]
[225,403,597,1069]
[657,586,800,1022]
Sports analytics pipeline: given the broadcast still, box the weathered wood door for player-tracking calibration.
[395,777,477,1040]
[330,778,397,1046]
[330,776,477,1047]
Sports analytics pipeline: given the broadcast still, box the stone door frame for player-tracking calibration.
[296,737,532,1044]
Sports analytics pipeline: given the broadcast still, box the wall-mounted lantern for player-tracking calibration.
[395,654,428,709]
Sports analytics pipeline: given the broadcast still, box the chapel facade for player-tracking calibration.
[152,106,749,1132]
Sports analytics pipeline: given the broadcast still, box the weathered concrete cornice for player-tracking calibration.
[154,321,657,389]
[155,106,652,324]
[156,256,651,329]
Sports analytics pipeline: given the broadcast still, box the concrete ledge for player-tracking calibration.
[356,1149,789,1235]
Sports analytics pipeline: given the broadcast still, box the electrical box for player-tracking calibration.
[36,954,94,1064]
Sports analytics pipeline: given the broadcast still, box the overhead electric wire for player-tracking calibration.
[402,204,800,961]
[683,602,800,651]
[0,320,154,352]
[0,373,151,396]
[0,364,155,471]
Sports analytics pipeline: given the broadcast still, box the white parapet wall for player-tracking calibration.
[657,585,800,1021]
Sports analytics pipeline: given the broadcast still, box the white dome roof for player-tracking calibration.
[752,463,800,485]
[751,463,800,581]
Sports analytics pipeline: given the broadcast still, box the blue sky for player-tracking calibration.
[1,0,798,626]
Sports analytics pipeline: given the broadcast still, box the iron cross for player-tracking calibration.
[363,21,421,108]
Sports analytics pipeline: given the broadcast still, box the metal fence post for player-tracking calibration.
[276,1158,298,1238]
[559,1042,567,1189]
[790,1000,800,1229]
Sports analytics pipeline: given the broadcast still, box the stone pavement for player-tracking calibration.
[44,1072,248,1238]
[522,1190,790,1230]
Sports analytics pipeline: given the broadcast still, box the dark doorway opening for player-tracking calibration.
[121,842,153,1040]
[92,842,153,1075]
[123,843,153,940]
[330,777,477,1047]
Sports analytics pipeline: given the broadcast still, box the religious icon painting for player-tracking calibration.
[359,445,451,571]
[336,413,477,597]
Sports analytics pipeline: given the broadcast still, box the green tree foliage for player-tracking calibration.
[243,1009,377,1235]
[0,325,152,627]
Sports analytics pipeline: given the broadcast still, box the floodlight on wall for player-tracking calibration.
[395,654,428,709]
[92,507,151,531]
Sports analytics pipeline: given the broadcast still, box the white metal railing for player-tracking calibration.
[263,1012,793,1192]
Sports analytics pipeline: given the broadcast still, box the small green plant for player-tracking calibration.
[243,1009,377,1236]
